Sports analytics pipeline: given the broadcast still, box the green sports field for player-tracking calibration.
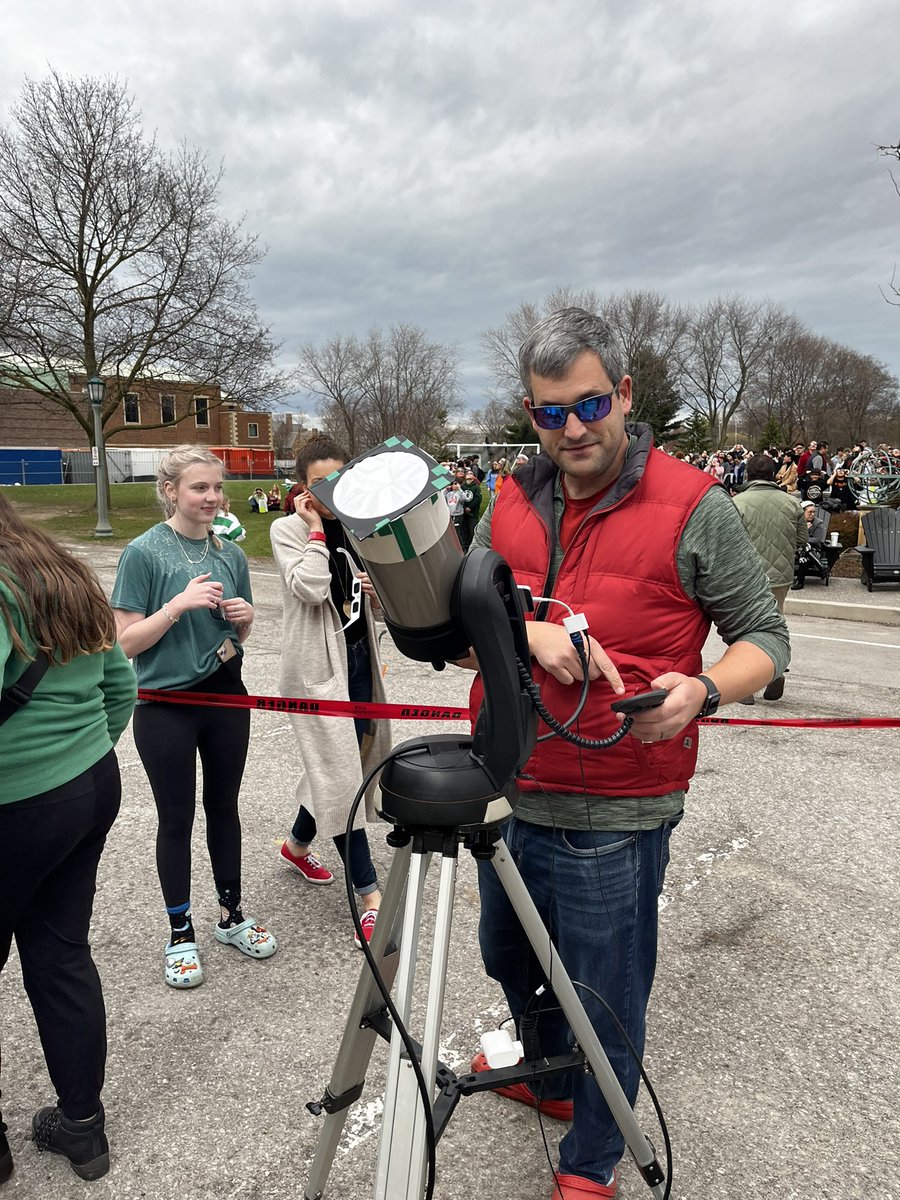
[3,481,284,557]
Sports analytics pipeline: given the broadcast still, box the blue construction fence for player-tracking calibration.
[0,448,284,486]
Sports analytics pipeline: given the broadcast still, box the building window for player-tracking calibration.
[247,422,259,439]
[194,396,210,427]
[160,394,176,424]
[124,393,140,424]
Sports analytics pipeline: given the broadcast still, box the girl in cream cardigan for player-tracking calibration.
[270,437,392,948]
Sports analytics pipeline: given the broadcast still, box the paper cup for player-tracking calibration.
[830,532,840,545]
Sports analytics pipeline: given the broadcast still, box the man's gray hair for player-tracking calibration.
[517,307,625,398]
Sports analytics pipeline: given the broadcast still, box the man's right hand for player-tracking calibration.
[527,622,625,693]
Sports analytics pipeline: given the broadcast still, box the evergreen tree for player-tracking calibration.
[677,412,711,455]
[629,347,682,442]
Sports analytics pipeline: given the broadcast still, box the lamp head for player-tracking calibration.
[86,375,105,408]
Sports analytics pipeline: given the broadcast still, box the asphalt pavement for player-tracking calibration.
[2,542,898,1200]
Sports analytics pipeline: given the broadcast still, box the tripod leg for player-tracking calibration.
[490,837,667,1200]
[376,851,458,1200]
[304,841,411,1200]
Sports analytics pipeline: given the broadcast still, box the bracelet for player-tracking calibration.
[162,603,180,624]
[307,531,326,544]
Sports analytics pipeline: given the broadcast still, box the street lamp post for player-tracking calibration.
[87,375,113,538]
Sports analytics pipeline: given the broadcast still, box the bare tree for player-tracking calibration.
[0,71,285,447]
[602,290,689,426]
[470,393,514,443]
[741,317,824,444]
[677,296,784,447]
[480,286,604,403]
[817,343,897,445]
[878,140,900,307]
[299,324,462,457]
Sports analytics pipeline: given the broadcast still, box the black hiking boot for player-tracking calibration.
[31,1104,109,1180]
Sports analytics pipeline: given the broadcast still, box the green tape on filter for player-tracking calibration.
[390,517,417,561]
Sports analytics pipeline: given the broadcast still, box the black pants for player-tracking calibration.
[0,750,121,1123]
[132,664,250,909]
[459,513,478,551]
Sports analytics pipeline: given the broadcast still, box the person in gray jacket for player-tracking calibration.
[733,454,807,703]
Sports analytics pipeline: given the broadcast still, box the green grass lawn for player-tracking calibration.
[3,481,284,557]
[5,477,488,558]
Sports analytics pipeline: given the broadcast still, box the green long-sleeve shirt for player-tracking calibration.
[1,580,137,805]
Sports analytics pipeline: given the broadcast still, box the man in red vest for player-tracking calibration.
[467,307,790,1199]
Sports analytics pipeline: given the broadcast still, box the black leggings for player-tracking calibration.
[132,665,250,909]
[0,750,121,1123]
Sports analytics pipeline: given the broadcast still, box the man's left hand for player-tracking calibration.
[625,672,707,744]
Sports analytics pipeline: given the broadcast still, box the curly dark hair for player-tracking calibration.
[295,435,349,482]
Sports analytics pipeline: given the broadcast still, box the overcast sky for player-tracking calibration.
[3,0,898,413]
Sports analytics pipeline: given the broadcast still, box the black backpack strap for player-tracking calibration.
[0,651,51,727]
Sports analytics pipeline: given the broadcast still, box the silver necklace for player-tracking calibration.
[168,523,210,566]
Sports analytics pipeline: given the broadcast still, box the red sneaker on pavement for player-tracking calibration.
[469,1052,574,1121]
[551,1170,617,1198]
[279,842,334,884]
[354,909,378,949]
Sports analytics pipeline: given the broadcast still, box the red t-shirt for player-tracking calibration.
[559,480,610,550]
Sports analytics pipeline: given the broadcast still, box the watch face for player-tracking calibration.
[699,677,719,717]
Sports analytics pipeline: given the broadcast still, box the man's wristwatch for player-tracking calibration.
[696,674,721,718]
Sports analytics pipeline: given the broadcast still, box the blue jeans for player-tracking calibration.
[477,814,680,1186]
[292,639,378,896]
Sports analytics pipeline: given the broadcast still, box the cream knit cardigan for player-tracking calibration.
[270,513,393,839]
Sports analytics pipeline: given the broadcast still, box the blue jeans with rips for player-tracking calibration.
[476,813,680,1187]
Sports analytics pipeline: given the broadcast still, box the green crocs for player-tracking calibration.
[164,941,203,989]
[214,918,277,958]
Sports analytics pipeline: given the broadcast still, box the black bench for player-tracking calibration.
[855,509,900,592]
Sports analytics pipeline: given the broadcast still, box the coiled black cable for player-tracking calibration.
[516,638,632,750]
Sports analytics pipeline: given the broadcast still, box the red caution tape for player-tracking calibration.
[137,688,469,722]
[699,716,900,729]
[136,689,899,729]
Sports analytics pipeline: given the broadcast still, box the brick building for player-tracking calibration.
[0,374,272,450]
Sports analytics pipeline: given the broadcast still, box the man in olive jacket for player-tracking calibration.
[733,454,807,702]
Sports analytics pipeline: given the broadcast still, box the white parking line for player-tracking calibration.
[790,632,900,650]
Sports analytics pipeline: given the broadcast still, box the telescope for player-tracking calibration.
[305,437,668,1200]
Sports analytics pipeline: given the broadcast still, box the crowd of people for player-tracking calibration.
[678,438,899,509]
[443,453,532,549]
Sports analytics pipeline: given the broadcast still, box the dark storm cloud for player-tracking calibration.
[2,0,898,406]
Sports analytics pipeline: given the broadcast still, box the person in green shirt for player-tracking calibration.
[0,492,136,1183]
[111,445,276,991]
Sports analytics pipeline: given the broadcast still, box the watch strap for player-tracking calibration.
[696,673,720,718]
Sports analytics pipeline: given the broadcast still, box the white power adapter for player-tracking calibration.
[562,611,589,636]
[480,1028,524,1068]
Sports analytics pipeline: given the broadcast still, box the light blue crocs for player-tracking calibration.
[214,918,277,958]
[164,941,203,989]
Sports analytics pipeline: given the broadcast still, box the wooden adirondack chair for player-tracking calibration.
[856,508,900,591]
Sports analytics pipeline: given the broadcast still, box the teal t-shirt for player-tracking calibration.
[110,523,253,692]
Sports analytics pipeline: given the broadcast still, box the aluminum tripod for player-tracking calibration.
[304,824,666,1200]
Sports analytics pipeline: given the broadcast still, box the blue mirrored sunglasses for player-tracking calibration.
[527,391,616,431]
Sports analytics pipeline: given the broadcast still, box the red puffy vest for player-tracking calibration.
[470,443,716,797]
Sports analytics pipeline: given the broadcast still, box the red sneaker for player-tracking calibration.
[551,1170,617,1198]
[354,909,378,949]
[470,1052,573,1121]
[279,842,334,884]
